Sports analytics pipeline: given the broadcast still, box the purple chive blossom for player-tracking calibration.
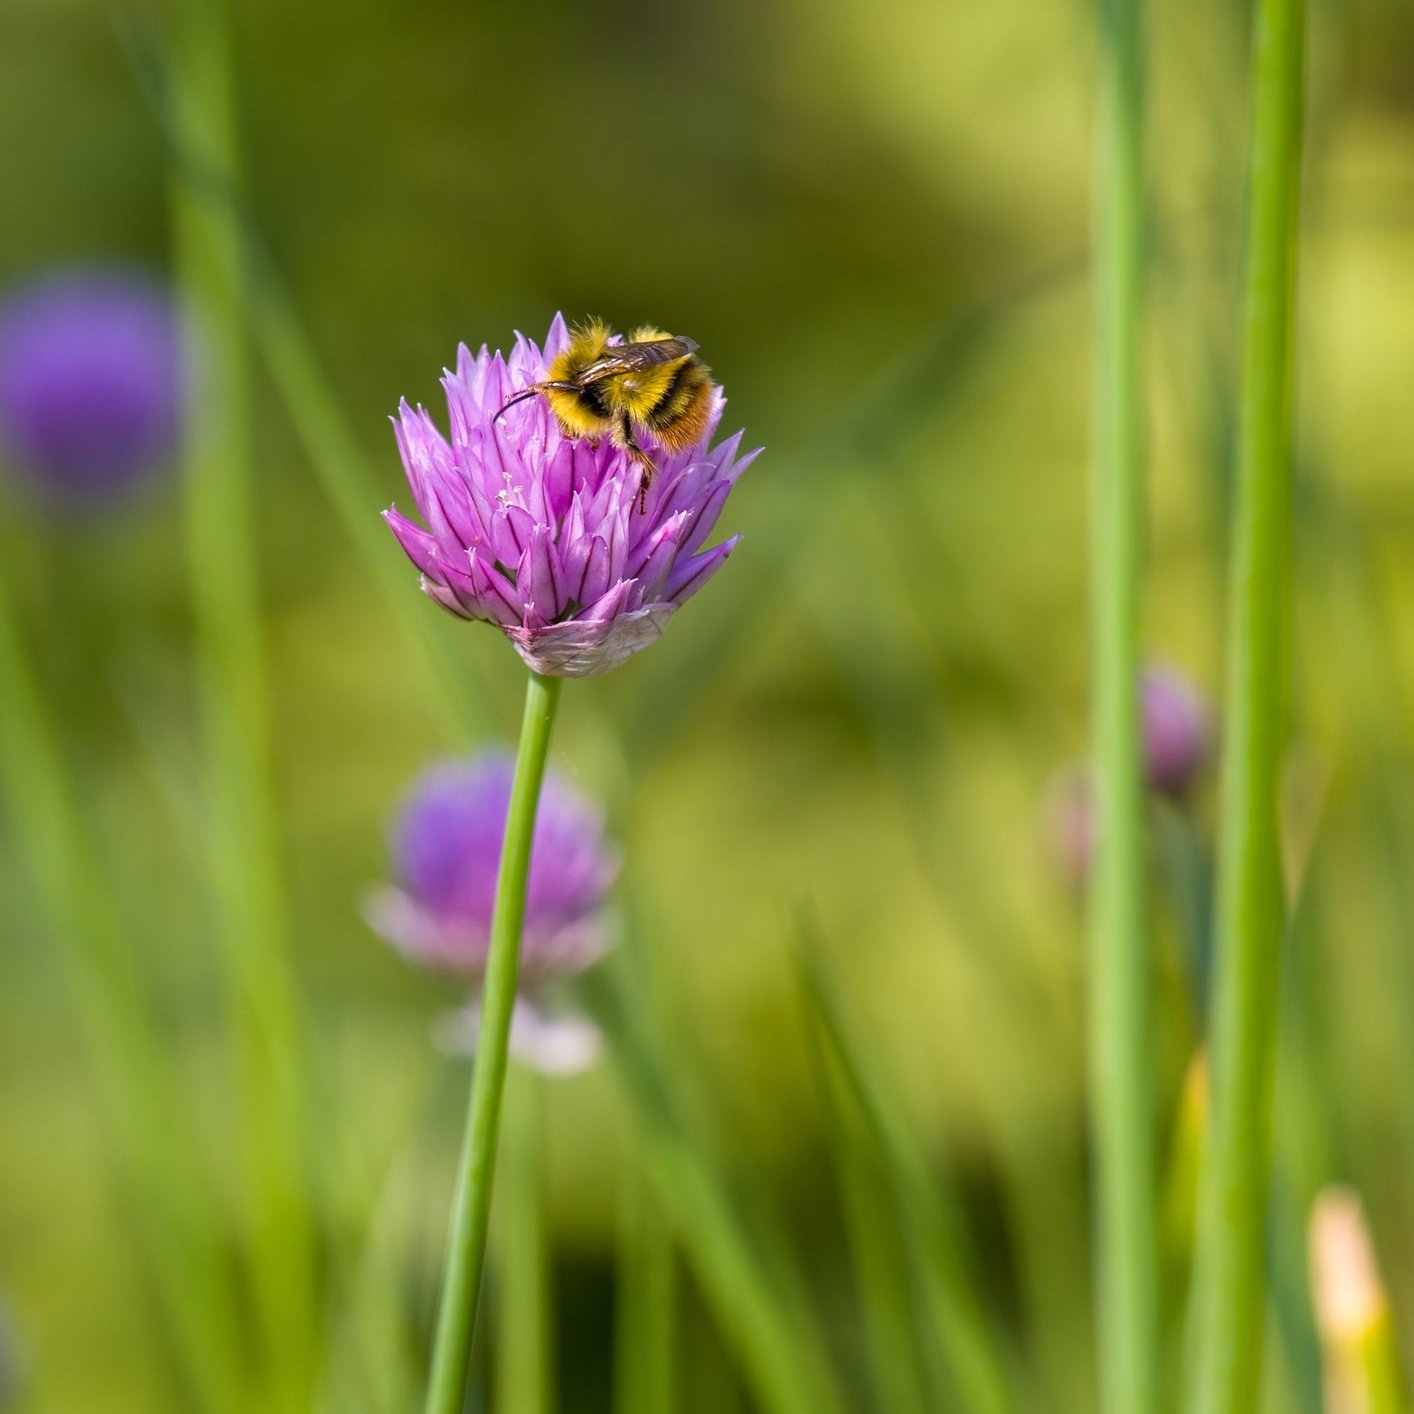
[384,314,757,677]
[1046,666,1212,883]
[0,268,183,504]
[368,749,616,970]
[366,752,618,1074]
[1141,665,1211,796]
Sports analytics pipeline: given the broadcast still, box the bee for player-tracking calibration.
[494,319,714,511]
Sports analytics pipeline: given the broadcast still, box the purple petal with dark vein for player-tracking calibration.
[523,524,565,622]
[603,502,631,584]
[426,470,485,553]
[581,577,637,624]
[385,508,444,579]
[422,576,476,620]
[665,534,740,606]
[502,503,537,560]
[634,512,689,601]
[679,479,732,558]
[466,548,522,625]
[578,534,611,607]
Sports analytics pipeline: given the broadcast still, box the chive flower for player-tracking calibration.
[1046,664,1212,880]
[366,752,617,1073]
[0,268,183,505]
[1141,665,1211,797]
[384,314,756,676]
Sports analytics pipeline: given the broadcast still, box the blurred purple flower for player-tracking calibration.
[1045,665,1212,883]
[368,751,617,981]
[0,268,183,504]
[1045,764,1097,887]
[366,752,617,1072]
[384,314,757,676]
[1141,665,1211,796]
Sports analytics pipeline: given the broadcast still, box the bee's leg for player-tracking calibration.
[618,417,656,514]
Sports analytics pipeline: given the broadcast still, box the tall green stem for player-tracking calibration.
[1089,0,1158,1407]
[424,669,562,1414]
[614,1156,675,1414]
[168,0,314,1404]
[1187,0,1305,1406]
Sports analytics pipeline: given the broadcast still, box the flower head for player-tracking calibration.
[1044,665,1212,884]
[366,752,618,1075]
[1141,665,1211,796]
[368,751,618,982]
[0,268,183,505]
[384,315,756,676]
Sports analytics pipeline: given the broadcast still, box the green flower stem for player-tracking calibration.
[497,1064,554,1414]
[424,669,563,1414]
[1186,0,1306,1405]
[168,0,314,1405]
[1090,0,1158,1407]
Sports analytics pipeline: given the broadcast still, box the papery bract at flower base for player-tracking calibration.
[0,268,183,505]
[384,314,757,676]
[434,998,602,1077]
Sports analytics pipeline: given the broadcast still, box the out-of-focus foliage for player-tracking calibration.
[2,0,1414,1409]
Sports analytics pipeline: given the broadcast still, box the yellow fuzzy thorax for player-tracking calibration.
[522,319,715,486]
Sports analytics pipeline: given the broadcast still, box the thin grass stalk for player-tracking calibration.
[167,1,315,1405]
[119,18,489,742]
[0,580,246,1413]
[1089,0,1159,1405]
[614,1156,675,1414]
[496,1064,554,1414]
[808,1009,931,1414]
[423,669,562,1414]
[798,941,1017,1414]
[240,253,491,738]
[1186,0,1306,1404]
[583,962,848,1414]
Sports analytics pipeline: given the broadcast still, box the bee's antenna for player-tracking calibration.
[492,385,546,424]
[493,381,585,424]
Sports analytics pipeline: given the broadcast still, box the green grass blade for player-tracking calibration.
[167,2,318,1404]
[1186,0,1307,1403]
[582,963,849,1414]
[0,580,246,1413]
[614,1153,676,1414]
[798,932,1019,1414]
[803,977,935,1414]
[1089,0,1159,1406]
[120,15,491,744]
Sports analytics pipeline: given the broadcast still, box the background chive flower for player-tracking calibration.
[1140,664,1211,796]
[1046,663,1212,880]
[384,314,757,676]
[0,268,183,505]
[366,752,618,1072]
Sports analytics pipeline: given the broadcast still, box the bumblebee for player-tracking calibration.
[495,320,714,509]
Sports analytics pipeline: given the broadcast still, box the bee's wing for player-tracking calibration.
[576,337,699,385]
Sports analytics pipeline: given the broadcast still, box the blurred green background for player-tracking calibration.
[2,0,1414,1410]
